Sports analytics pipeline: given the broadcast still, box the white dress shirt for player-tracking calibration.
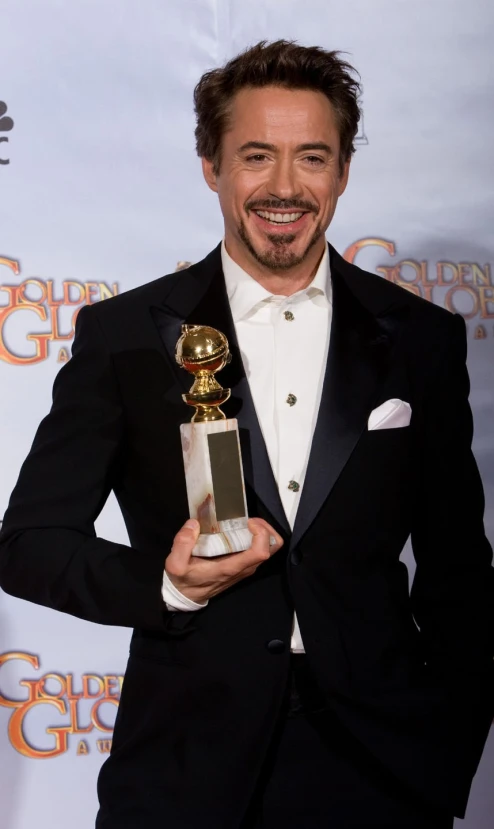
[162,241,332,652]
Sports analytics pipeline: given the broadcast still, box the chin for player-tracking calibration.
[252,243,311,272]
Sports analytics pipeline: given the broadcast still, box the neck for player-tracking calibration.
[224,236,326,296]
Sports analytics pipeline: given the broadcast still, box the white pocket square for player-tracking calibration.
[367,398,411,430]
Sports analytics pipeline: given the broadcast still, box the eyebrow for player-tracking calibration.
[238,141,332,154]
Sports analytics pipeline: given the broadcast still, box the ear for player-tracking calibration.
[338,159,351,197]
[202,157,218,193]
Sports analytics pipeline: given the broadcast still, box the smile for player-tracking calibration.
[255,210,304,224]
[253,210,307,228]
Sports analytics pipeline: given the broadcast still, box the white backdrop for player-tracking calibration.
[0,1,493,826]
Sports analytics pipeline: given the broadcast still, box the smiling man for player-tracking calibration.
[1,41,493,829]
[201,82,349,290]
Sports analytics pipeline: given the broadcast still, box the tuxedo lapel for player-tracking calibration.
[151,245,290,536]
[151,243,408,548]
[291,247,408,550]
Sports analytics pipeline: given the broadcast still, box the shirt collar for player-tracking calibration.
[221,240,332,323]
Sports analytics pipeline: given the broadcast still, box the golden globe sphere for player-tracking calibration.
[175,324,232,422]
[176,325,230,376]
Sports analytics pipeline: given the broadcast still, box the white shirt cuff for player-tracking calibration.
[162,569,208,612]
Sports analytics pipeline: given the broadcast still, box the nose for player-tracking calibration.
[266,156,301,202]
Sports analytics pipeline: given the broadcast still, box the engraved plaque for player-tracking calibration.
[207,431,245,521]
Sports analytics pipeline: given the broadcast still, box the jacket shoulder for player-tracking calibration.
[335,250,456,333]
[88,270,180,323]
[86,244,222,329]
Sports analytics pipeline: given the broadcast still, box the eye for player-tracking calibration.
[245,154,268,163]
[304,155,325,166]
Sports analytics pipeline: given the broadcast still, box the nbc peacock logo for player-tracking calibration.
[0,101,14,166]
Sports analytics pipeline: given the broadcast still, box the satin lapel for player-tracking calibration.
[151,246,290,536]
[291,251,406,550]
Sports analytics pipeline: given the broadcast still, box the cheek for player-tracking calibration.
[236,172,267,202]
[304,174,339,209]
[319,186,341,217]
[218,176,251,217]
[217,187,237,221]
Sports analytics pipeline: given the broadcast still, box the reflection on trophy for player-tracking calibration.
[176,324,252,557]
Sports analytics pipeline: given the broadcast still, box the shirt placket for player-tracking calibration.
[274,296,304,530]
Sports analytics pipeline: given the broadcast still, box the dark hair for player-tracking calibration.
[194,40,361,176]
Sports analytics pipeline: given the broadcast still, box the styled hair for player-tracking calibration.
[194,40,361,176]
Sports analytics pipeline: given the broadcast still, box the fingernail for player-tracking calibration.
[185,519,198,529]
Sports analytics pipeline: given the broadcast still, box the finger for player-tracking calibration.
[220,519,283,576]
[166,519,200,577]
[248,518,283,555]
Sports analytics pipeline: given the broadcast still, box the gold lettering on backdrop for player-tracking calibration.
[77,740,89,756]
[471,264,491,286]
[478,288,494,318]
[1,242,491,366]
[436,262,458,285]
[0,258,119,364]
[0,652,123,758]
[343,238,493,331]
[444,286,478,318]
[0,257,20,275]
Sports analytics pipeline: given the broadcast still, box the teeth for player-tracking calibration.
[255,211,304,224]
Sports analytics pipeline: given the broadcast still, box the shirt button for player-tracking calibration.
[284,310,295,321]
[286,393,297,407]
[266,639,286,654]
[288,480,300,492]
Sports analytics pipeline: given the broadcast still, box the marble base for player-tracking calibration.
[180,418,250,558]
[193,527,253,557]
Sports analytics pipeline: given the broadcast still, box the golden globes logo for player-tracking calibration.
[0,256,118,365]
[0,652,122,758]
[344,238,494,339]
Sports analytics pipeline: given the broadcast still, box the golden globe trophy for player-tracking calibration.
[175,324,252,557]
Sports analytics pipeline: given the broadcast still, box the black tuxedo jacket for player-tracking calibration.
[0,243,493,827]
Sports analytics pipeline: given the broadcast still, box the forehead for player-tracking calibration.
[226,85,339,143]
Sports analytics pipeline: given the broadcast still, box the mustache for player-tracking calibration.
[245,199,318,213]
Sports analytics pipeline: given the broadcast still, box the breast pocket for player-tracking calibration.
[361,424,412,465]
[351,425,414,523]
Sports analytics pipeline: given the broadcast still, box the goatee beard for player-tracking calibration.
[237,219,324,272]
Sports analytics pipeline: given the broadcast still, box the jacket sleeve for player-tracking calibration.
[0,303,167,629]
[410,312,494,681]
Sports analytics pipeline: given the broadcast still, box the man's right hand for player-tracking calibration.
[165,517,284,605]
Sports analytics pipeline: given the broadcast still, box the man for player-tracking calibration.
[0,40,492,829]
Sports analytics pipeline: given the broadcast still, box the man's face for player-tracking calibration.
[202,85,350,275]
